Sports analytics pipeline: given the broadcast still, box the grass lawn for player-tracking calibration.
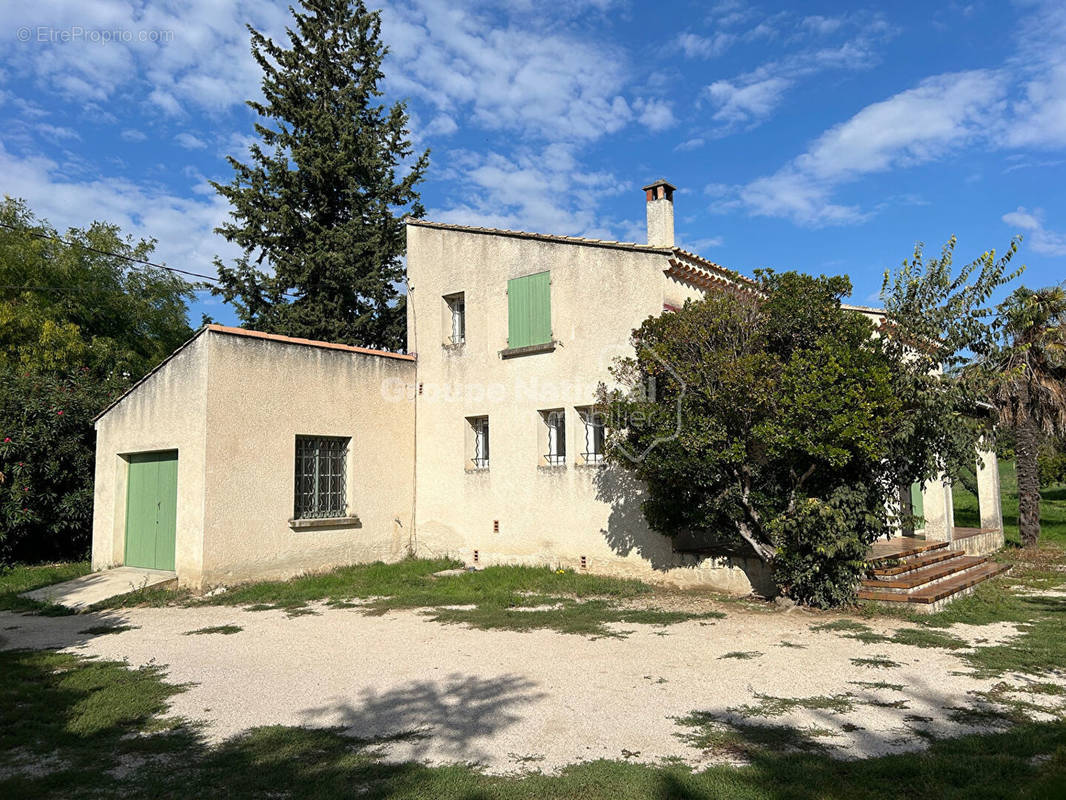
[5,558,725,638]
[0,561,89,615]
[1,646,1064,799]
[953,460,1066,547]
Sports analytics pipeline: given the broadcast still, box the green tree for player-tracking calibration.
[0,198,194,563]
[212,0,428,351]
[600,272,920,607]
[982,286,1066,547]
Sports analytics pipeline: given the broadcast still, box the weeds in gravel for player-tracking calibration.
[850,656,901,669]
[731,693,855,718]
[184,625,242,636]
[77,624,136,636]
[849,681,905,692]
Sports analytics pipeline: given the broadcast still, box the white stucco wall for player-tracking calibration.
[92,328,417,589]
[199,331,416,587]
[406,222,772,594]
[92,333,209,584]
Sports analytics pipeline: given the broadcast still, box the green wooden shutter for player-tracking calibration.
[909,482,924,519]
[507,271,551,348]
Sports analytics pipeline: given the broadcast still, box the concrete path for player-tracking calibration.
[19,567,177,609]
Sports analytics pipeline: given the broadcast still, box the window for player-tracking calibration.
[467,416,490,469]
[578,406,605,464]
[445,292,465,345]
[541,409,566,466]
[294,436,349,519]
[507,271,551,348]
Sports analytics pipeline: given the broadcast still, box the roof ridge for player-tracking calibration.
[204,325,415,360]
[404,217,674,254]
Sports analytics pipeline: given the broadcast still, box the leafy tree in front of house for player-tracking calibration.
[0,198,194,563]
[600,272,921,607]
[212,0,429,351]
[600,236,1023,607]
[981,286,1066,546]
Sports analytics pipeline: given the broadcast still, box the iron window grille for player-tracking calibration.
[446,293,466,345]
[294,436,349,519]
[580,408,605,464]
[471,416,490,468]
[543,410,566,466]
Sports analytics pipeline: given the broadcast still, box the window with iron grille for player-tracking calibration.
[445,292,465,345]
[468,416,490,469]
[578,406,605,464]
[541,409,566,466]
[294,436,349,519]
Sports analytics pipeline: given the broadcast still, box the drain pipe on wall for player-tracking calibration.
[406,277,418,558]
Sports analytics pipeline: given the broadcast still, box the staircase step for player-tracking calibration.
[863,555,988,591]
[867,538,951,566]
[858,562,1011,606]
[868,548,967,577]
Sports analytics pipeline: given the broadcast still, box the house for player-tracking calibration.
[90,181,1005,600]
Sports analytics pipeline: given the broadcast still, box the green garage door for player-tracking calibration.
[124,451,178,571]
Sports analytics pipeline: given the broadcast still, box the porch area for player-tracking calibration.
[860,534,1010,612]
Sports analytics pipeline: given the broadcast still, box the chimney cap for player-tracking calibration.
[642,178,677,193]
[643,179,676,203]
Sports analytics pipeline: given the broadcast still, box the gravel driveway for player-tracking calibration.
[1,602,1061,773]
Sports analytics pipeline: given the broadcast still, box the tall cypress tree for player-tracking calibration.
[212,0,428,350]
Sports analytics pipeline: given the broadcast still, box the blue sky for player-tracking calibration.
[2,0,1064,327]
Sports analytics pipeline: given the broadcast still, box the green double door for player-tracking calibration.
[124,451,178,571]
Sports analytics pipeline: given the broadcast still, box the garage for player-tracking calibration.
[124,451,178,571]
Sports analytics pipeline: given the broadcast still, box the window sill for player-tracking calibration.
[537,463,567,472]
[465,466,490,474]
[574,461,605,469]
[499,340,557,359]
[288,516,361,530]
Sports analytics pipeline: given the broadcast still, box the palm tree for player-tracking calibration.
[985,286,1066,546]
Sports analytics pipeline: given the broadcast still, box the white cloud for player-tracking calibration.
[1004,1,1066,149]
[633,98,677,132]
[727,70,1005,226]
[795,71,1005,182]
[121,128,147,142]
[701,12,894,133]
[430,144,627,237]
[175,132,207,150]
[0,137,238,278]
[36,123,79,142]
[706,77,792,124]
[676,32,734,59]
[381,0,633,142]
[1003,206,1066,256]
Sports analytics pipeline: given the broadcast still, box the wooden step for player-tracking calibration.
[867,538,951,566]
[858,562,1011,605]
[863,555,988,591]
[868,548,967,577]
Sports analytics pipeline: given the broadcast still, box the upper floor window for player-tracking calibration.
[294,436,349,519]
[444,292,465,345]
[507,271,551,349]
[578,407,605,464]
[541,409,566,467]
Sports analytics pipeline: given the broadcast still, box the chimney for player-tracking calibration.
[643,179,676,247]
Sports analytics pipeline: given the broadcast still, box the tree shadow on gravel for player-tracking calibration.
[297,672,545,764]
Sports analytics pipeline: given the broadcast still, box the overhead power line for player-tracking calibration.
[0,221,222,283]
